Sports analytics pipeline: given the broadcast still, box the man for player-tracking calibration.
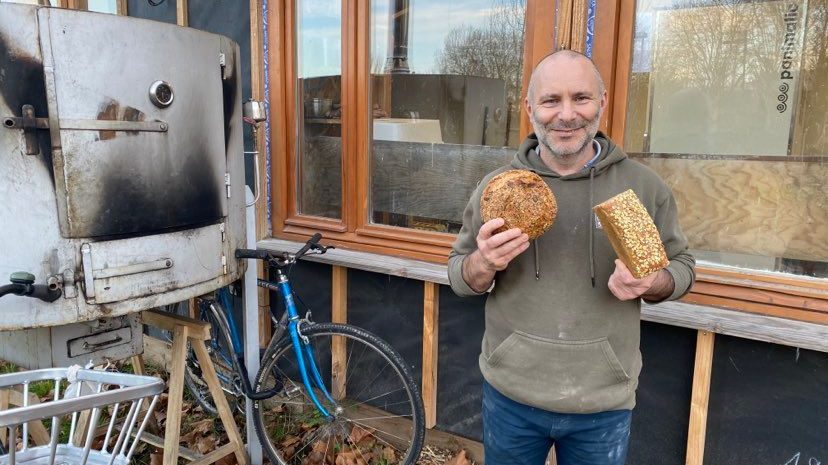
[447,50,696,465]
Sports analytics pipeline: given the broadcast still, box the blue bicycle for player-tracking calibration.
[187,234,424,465]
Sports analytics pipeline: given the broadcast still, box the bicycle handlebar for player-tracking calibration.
[235,233,330,266]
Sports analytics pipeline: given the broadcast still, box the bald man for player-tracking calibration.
[448,50,696,465]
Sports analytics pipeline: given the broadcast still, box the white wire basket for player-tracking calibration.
[0,367,164,465]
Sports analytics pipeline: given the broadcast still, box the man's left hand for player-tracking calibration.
[607,259,659,301]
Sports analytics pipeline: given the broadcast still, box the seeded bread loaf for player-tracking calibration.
[593,189,668,279]
[480,170,557,240]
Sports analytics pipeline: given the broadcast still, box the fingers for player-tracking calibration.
[476,218,530,271]
[478,218,506,239]
[608,259,658,300]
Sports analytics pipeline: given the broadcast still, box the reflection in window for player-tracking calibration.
[625,0,827,278]
[296,0,343,219]
[368,0,526,233]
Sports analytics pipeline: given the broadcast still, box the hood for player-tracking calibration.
[510,131,627,287]
[511,131,627,179]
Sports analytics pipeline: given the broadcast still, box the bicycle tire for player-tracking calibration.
[183,300,244,417]
[253,323,425,465]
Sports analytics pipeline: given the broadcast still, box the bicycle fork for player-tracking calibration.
[258,275,340,420]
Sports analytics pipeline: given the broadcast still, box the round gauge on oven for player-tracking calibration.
[149,80,174,108]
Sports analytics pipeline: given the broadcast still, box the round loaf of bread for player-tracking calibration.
[480,170,557,239]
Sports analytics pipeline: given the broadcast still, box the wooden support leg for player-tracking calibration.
[332,266,348,400]
[164,324,189,465]
[686,330,715,465]
[192,341,249,465]
[0,389,9,447]
[131,354,146,376]
[422,282,439,429]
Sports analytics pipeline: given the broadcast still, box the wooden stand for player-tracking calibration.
[137,309,248,465]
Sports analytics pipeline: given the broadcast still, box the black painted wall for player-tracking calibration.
[273,264,828,465]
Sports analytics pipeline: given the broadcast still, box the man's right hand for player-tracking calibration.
[462,218,530,293]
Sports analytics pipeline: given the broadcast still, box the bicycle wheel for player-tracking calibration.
[183,300,244,417]
[253,323,425,465]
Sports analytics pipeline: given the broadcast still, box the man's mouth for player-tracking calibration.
[552,127,581,135]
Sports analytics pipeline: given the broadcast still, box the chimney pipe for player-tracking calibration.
[384,0,411,74]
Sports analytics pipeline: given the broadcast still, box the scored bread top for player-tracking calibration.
[480,170,557,240]
[593,189,668,279]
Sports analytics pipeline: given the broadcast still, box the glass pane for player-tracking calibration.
[87,0,118,13]
[296,0,342,219]
[369,0,526,233]
[625,0,828,278]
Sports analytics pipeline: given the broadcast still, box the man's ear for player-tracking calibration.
[524,96,533,119]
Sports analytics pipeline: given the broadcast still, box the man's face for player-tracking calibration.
[526,57,607,160]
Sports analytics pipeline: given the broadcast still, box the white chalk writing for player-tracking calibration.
[783,452,822,465]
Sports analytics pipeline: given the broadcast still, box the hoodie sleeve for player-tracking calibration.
[447,182,488,297]
[651,189,696,303]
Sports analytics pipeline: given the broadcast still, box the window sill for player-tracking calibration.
[258,237,828,347]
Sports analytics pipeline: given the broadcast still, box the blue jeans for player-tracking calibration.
[482,381,632,465]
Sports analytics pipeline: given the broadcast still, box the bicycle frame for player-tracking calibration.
[203,275,340,419]
[262,269,338,418]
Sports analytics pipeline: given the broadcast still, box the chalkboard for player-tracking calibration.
[627,322,696,465]
[704,335,828,465]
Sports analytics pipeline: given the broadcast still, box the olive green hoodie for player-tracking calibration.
[448,132,695,413]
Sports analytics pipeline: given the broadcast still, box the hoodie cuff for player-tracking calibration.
[447,255,490,297]
[664,261,693,302]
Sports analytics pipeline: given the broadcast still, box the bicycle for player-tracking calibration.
[191,234,424,465]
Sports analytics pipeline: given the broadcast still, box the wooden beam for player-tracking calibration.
[555,0,574,50]
[116,0,127,15]
[176,0,188,26]
[686,330,715,465]
[609,0,635,143]
[332,266,348,399]
[142,336,173,372]
[570,0,591,53]
[163,324,189,465]
[192,341,248,465]
[249,0,272,350]
[422,281,439,428]
[142,310,211,341]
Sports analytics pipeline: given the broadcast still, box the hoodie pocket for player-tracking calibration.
[484,331,630,407]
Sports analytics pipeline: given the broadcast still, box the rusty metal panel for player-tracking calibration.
[39,8,229,238]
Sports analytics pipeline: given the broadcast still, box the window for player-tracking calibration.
[295,0,343,220]
[273,0,550,259]
[367,0,527,234]
[623,0,827,279]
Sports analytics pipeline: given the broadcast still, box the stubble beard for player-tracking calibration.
[535,110,602,161]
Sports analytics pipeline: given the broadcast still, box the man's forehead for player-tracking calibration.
[532,57,601,90]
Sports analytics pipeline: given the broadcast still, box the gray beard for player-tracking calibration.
[536,113,601,160]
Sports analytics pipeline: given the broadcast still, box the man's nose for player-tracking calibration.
[558,99,579,121]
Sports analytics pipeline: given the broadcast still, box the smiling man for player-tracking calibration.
[448,50,696,465]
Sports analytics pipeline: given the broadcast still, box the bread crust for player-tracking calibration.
[593,189,669,279]
[480,170,557,240]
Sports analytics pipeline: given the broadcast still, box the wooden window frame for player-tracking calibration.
[268,0,556,262]
[588,0,828,316]
[268,0,826,317]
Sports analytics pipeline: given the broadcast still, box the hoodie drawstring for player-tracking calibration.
[533,241,539,280]
[589,166,596,288]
